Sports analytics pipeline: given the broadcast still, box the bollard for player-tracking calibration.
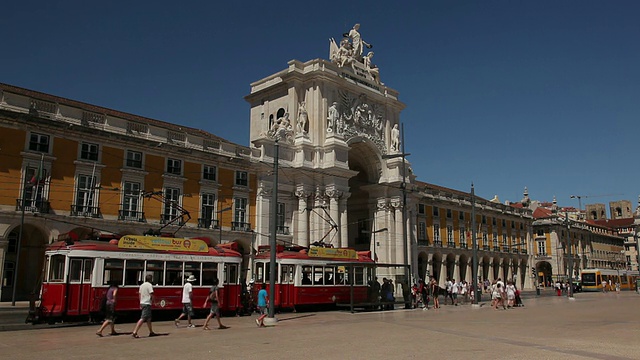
[536,286,541,296]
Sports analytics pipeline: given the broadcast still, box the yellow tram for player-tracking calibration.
[580,268,638,292]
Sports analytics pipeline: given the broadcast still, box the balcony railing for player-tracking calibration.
[521,249,528,254]
[433,240,442,247]
[417,239,429,247]
[483,245,490,251]
[232,221,251,232]
[460,242,468,249]
[160,213,186,226]
[70,204,100,218]
[276,226,290,235]
[16,199,50,213]
[118,210,145,222]
[447,241,456,248]
[198,218,219,229]
[502,246,510,253]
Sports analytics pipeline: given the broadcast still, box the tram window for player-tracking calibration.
[336,266,349,285]
[354,267,365,285]
[265,263,278,283]
[184,262,200,286]
[301,266,312,285]
[146,261,164,285]
[84,260,93,282]
[324,267,335,285]
[202,263,218,286]
[313,266,324,285]
[166,262,183,286]
[103,259,124,285]
[124,260,144,286]
[69,259,82,282]
[48,255,65,283]
[621,275,628,284]
[255,263,264,283]
[281,265,294,284]
[225,264,238,284]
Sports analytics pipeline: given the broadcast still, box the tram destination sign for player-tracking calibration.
[308,247,358,260]
[118,235,208,253]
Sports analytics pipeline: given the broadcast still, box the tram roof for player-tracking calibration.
[45,239,242,257]
[255,246,374,263]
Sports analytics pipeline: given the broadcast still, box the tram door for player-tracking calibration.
[66,258,93,316]
[279,265,295,308]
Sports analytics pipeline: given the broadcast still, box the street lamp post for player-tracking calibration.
[565,211,573,298]
[382,123,411,285]
[471,183,479,305]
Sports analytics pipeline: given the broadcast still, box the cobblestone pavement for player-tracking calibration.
[0,292,637,360]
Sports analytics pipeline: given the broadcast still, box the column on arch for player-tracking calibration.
[325,187,343,247]
[339,194,350,248]
[295,187,311,247]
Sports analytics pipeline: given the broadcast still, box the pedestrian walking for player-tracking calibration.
[255,283,268,327]
[132,274,156,338]
[96,281,118,337]
[506,281,516,308]
[429,277,440,309]
[175,275,197,328]
[202,278,229,330]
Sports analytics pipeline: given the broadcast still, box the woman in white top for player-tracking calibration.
[506,281,516,308]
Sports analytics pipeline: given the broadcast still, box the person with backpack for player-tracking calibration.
[96,281,118,337]
[202,278,229,330]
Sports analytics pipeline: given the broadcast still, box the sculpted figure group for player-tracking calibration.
[330,23,382,85]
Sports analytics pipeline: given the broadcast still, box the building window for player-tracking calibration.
[482,232,488,246]
[203,165,216,181]
[502,219,506,227]
[121,182,141,220]
[446,209,452,219]
[235,171,248,186]
[447,225,454,244]
[7,233,17,253]
[163,187,181,221]
[418,204,425,215]
[481,215,486,224]
[276,202,287,234]
[493,232,498,249]
[200,193,216,228]
[433,207,439,217]
[234,197,248,224]
[433,223,440,243]
[126,150,142,168]
[459,226,466,243]
[29,133,50,153]
[537,241,546,256]
[459,211,465,220]
[536,229,544,237]
[492,217,497,226]
[73,174,98,216]
[418,222,427,241]
[80,143,99,161]
[167,159,182,175]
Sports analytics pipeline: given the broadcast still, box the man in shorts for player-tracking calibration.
[132,274,156,338]
[175,275,196,328]
[256,283,268,327]
[202,278,229,330]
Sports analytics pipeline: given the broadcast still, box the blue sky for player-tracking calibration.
[2,1,639,214]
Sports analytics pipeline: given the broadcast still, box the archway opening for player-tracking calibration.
[1,224,47,302]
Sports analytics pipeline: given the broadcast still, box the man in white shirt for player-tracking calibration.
[132,274,156,338]
[175,275,196,328]
[451,281,459,306]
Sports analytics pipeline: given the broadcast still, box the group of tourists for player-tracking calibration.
[487,278,522,310]
[96,274,231,338]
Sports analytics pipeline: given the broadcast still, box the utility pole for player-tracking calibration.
[268,139,278,322]
[565,211,573,298]
[471,183,479,305]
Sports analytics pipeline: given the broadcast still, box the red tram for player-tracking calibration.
[35,235,243,323]
[252,245,375,310]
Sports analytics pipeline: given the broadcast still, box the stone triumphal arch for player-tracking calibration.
[246,24,412,278]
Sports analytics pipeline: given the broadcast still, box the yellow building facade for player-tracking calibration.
[0,84,257,301]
